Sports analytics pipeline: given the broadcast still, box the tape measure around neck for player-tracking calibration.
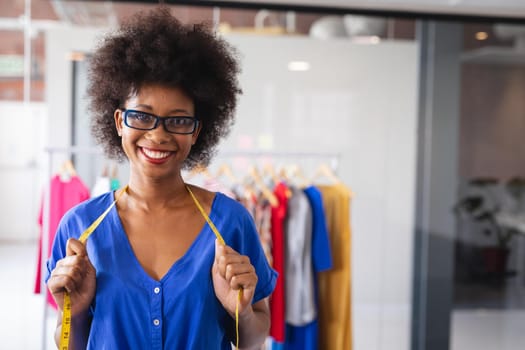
[186,185,241,350]
[59,185,128,350]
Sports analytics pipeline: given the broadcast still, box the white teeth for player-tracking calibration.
[142,148,170,159]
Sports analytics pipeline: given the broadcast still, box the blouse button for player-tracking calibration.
[153,319,160,326]
[154,287,160,294]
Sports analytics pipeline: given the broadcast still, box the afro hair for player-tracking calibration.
[87,7,241,169]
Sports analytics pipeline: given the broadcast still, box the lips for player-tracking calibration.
[140,147,172,161]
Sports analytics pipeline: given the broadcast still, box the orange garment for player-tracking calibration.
[317,184,353,350]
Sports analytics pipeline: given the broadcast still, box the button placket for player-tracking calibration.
[150,282,163,349]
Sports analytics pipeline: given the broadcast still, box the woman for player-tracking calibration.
[46,7,277,349]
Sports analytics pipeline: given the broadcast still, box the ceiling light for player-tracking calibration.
[476,32,489,40]
[288,61,310,72]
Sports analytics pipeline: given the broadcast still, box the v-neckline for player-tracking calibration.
[110,190,222,283]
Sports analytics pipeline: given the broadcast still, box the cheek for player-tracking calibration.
[119,132,138,156]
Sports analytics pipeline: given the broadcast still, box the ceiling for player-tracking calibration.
[222,0,525,19]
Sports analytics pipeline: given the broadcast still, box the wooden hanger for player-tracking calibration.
[288,163,310,188]
[248,166,279,207]
[58,159,77,181]
[101,163,109,177]
[214,163,239,185]
[111,163,119,179]
[65,159,77,176]
[262,163,280,185]
[311,163,341,185]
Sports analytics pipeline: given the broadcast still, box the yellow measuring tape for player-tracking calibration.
[59,185,128,350]
[186,186,242,350]
[59,185,241,349]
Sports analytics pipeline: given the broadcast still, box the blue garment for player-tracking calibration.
[285,320,318,350]
[271,339,285,350]
[303,186,333,273]
[46,191,277,350]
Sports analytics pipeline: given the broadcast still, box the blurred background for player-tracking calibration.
[0,0,524,349]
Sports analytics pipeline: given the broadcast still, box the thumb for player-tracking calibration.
[214,239,223,264]
[66,238,86,257]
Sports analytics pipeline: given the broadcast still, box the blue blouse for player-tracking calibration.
[46,190,277,349]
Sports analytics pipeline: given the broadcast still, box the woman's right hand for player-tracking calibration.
[47,238,96,316]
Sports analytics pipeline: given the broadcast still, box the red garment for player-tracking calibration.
[34,175,90,308]
[269,182,289,342]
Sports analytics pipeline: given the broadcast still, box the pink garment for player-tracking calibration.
[34,175,90,308]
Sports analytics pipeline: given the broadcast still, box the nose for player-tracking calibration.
[145,120,170,144]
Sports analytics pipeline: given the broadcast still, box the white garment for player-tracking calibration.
[91,176,111,198]
[284,186,316,326]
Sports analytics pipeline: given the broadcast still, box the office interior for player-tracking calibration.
[0,0,524,349]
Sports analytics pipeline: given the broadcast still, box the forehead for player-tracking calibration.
[126,84,194,113]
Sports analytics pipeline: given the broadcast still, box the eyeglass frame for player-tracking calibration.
[120,109,200,135]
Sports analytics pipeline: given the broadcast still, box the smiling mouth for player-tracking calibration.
[141,147,172,160]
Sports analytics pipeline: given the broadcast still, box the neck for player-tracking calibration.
[125,174,189,211]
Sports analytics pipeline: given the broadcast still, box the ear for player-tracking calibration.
[114,109,123,136]
[191,121,202,145]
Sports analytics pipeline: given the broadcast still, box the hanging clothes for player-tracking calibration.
[317,183,353,350]
[254,195,273,267]
[284,187,316,325]
[91,175,111,197]
[284,185,333,350]
[34,174,90,308]
[269,181,289,344]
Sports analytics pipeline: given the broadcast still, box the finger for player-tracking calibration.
[50,255,92,292]
[214,239,224,264]
[66,238,87,257]
[48,273,80,294]
[48,269,83,293]
[216,254,249,279]
[221,244,242,256]
[225,262,255,282]
[230,272,258,291]
[220,246,252,268]
[53,257,89,281]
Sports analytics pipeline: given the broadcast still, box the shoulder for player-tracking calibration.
[59,191,115,233]
[213,191,252,220]
[186,184,248,217]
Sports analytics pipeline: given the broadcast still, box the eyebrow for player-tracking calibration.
[131,104,192,115]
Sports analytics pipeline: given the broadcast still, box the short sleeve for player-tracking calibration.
[217,194,278,304]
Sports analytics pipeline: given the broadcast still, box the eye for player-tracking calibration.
[129,111,154,123]
[166,117,193,127]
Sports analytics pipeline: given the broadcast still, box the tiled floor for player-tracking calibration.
[1,241,524,350]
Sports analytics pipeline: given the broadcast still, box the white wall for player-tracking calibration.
[0,102,47,241]
[44,27,419,350]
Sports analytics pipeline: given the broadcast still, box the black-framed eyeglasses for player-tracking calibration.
[121,109,200,135]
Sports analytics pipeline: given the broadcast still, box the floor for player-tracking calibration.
[0,242,56,350]
[1,241,524,350]
[451,309,525,350]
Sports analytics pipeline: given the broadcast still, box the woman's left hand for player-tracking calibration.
[212,239,258,317]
